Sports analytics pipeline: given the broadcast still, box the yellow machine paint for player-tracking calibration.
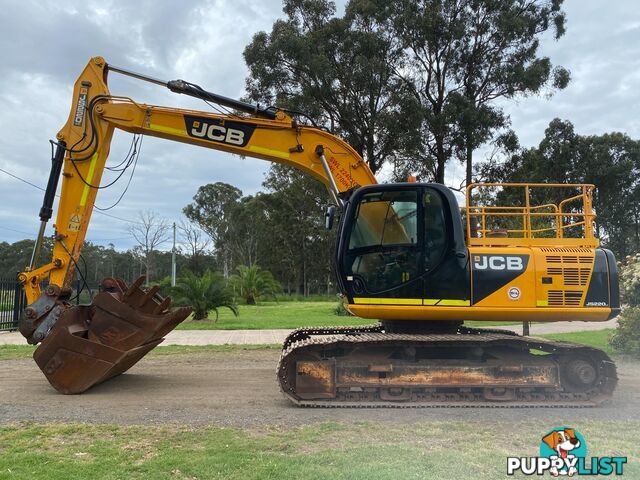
[347,183,613,323]
[348,244,609,322]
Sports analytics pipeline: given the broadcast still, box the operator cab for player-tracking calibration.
[336,184,470,306]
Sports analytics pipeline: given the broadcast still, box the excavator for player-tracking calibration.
[18,56,620,406]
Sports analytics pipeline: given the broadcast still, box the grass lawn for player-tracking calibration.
[0,421,637,479]
[0,345,36,361]
[176,301,524,330]
[176,301,372,330]
[0,344,282,361]
[542,329,616,354]
[0,329,619,361]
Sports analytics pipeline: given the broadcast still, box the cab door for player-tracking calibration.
[340,186,423,303]
[337,184,470,307]
[421,187,470,305]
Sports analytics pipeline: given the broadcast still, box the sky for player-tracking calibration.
[0,0,639,250]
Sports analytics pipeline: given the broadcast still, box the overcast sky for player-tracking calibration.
[0,0,639,250]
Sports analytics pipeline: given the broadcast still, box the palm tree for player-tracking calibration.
[229,265,282,305]
[171,270,238,321]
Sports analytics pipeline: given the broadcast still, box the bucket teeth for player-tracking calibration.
[138,285,161,308]
[32,276,192,394]
[153,297,172,315]
[123,276,146,298]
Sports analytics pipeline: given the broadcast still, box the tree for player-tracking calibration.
[0,237,211,288]
[184,182,242,276]
[478,119,640,257]
[127,210,171,283]
[223,194,268,268]
[260,164,334,295]
[371,0,570,185]
[229,265,282,305]
[578,132,640,256]
[183,183,270,274]
[609,255,640,356]
[184,166,338,297]
[171,270,238,321]
[244,0,407,174]
[245,0,569,184]
[619,254,640,307]
[0,238,52,279]
[178,219,211,275]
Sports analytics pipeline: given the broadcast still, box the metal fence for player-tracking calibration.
[0,278,25,332]
[0,279,94,332]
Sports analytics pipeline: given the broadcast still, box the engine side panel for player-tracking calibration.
[347,245,617,323]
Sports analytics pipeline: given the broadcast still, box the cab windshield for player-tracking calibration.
[343,188,448,295]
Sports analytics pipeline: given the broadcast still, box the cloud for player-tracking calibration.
[500,0,640,148]
[0,0,638,249]
[0,0,284,246]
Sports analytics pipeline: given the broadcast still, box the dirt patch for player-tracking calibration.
[0,350,638,427]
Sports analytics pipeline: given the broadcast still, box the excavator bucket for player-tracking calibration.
[32,277,192,394]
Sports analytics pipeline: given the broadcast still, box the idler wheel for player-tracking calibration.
[563,358,598,391]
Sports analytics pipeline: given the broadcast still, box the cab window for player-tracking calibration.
[346,190,419,294]
[423,189,447,270]
[349,190,418,249]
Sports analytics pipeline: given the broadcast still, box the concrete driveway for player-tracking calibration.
[0,318,618,346]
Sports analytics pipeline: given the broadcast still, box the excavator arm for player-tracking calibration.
[18,56,376,393]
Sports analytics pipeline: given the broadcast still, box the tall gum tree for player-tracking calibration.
[246,0,570,185]
[243,0,408,175]
[370,0,571,184]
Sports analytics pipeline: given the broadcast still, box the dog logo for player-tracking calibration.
[507,426,627,476]
[540,428,585,476]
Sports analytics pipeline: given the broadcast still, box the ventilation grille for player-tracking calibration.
[544,252,593,289]
[546,267,591,286]
[548,290,583,306]
[540,247,593,253]
[546,255,592,264]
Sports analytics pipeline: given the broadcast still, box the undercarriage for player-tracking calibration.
[278,324,617,407]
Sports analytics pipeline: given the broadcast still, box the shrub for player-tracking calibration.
[171,270,238,321]
[619,254,640,306]
[609,306,640,357]
[333,301,353,316]
[229,265,282,305]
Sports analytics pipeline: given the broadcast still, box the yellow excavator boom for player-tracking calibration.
[17,56,377,394]
[20,56,376,307]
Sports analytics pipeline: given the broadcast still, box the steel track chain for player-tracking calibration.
[276,327,618,408]
[282,323,383,350]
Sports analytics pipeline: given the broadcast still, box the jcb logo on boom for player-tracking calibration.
[473,255,526,271]
[184,115,255,147]
[191,122,244,145]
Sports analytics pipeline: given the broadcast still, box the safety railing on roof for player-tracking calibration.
[465,183,599,247]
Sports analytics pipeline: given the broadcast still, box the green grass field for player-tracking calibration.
[176,301,523,330]
[0,344,283,361]
[176,301,372,330]
[0,421,637,479]
[542,329,615,354]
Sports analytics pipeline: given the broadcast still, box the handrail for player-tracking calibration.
[465,183,598,247]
